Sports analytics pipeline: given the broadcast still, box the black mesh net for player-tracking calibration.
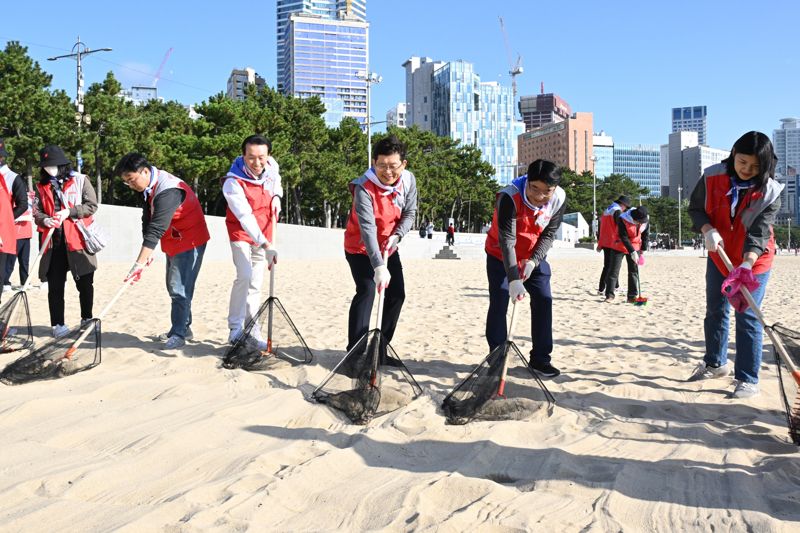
[0,291,34,354]
[222,297,313,371]
[0,319,101,385]
[442,341,555,425]
[311,329,422,424]
[769,324,800,445]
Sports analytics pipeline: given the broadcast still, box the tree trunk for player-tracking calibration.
[323,199,332,228]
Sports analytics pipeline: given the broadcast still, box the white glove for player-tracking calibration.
[43,217,60,228]
[385,234,400,253]
[373,264,391,292]
[509,279,526,301]
[740,259,753,270]
[630,251,639,264]
[704,228,723,252]
[124,262,146,284]
[272,197,281,220]
[521,260,536,281]
[264,246,278,270]
[55,208,70,224]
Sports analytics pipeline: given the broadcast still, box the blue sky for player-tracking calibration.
[3,0,798,150]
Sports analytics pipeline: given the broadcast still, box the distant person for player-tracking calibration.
[484,159,566,377]
[33,145,97,338]
[426,220,433,239]
[419,222,426,238]
[343,135,416,351]
[0,139,30,292]
[687,131,782,399]
[115,152,210,350]
[596,195,630,295]
[446,223,455,245]
[600,206,649,303]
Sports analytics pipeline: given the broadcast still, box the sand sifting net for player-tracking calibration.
[311,329,422,424]
[442,341,555,425]
[769,324,800,445]
[222,296,313,371]
[0,291,34,354]
[0,319,101,385]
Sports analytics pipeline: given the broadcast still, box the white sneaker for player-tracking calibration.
[732,381,759,399]
[163,335,186,350]
[687,361,730,382]
[52,324,70,339]
[159,327,193,341]
[2,285,11,293]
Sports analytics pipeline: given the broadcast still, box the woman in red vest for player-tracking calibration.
[598,206,649,303]
[0,139,17,303]
[596,195,630,295]
[33,145,98,338]
[687,131,782,399]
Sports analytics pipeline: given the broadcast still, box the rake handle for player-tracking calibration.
[717,247,800,380]
[267,217,277,351]
[497,298,520,397]
[19,228,56,293]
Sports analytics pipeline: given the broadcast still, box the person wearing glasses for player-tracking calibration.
[343,135,417,351]
[484,159,566,377]
[115,153,210,350]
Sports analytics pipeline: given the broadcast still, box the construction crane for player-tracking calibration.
[152,47,174,87]
[498,16,523,114]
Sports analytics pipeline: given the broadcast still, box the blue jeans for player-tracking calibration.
[166,244,206,339]
[703,258,770,384]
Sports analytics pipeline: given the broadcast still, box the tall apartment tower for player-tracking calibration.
[518,93,572,131]
[672,105,708,145]
[773,117,800,219]
[517,112,594,173]
[386,102,407,128]
[226,67,266,101]
[277,0,369,127]
[402,56,446,129]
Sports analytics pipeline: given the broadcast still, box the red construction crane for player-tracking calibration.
[498,17,523,107]
[153,47,173,87]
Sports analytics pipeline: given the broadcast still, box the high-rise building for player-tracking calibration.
[592,131,614,180]
[518,93,572,131]
[277,1,368,127]
[404,57,524,185]
[773,118,800,220]
[226,67,266,101]
[276,1,367,93]
[613,143,661,197]
[402,56,445,128]
[517,112,593,173]
[672,105,708,145]
[666,131,727,199]
[121,86,159,106]
[386,102,407,128]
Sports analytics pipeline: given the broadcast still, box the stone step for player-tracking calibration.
[434,245,461,260]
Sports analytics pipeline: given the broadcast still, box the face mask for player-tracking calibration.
[44,166,59,177]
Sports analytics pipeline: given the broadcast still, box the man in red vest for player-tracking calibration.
[0,138,26,295]
[222,135,282,347]
[485,159,566,377]
[596,195,630,295]
[343,135,417,351]
[0,139,16,303]
[598,206,649,303]
[115,153,211,350]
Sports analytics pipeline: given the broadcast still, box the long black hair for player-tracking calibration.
[723,131,777,190]
[39,163,73,184]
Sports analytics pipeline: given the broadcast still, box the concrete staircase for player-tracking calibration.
[434,245,461,260]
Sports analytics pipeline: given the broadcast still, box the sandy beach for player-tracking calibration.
[1,251,799,531]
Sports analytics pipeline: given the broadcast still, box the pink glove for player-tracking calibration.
[721,266,760,313]
[637,253,645,266]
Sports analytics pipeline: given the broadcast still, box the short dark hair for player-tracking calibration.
[527,159,561,186]
[115,152,150,176]
[242,134,272,155]
[372,135,406,162]
[723,131,777,190]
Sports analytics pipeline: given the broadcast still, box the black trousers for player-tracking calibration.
[0,253,7,305]
[485,254,553,363]
[345,251,405,351]
[2,238,31,287]
[603,250,639,299]
[47,239,94,326]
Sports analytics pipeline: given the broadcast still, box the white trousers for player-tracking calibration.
[228,241,266,332]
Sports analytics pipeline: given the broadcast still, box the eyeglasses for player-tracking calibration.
[374,162,404,172]
[122,173,142,187]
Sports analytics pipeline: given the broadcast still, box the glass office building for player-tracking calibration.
[431,60,524,185]
[277,0,368,127]
[672,105,707,146]
[613,143,662,197]
[592,132,614,180]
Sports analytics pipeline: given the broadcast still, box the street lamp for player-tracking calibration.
[48,36,112,172]
[677,185,683,249]
[787,216,793,251]
[589,155,598,238]
[355,69,382,164]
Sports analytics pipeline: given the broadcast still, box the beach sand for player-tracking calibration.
[1,253,799,531]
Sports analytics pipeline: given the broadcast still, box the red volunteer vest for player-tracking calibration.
[607,215,645,253]
[36,172,93,253]
[0,176,16,254]
[148,169,210,257]
[705,172,776,275]
[344,177,402,256]
[597,210,619,250]
[484,189,549,272]
[224,178,275,245]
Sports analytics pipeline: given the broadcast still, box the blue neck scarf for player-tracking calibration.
[728,175,756,217]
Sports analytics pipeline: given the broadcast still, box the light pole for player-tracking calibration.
[355,69,382,165]
[589,155,598,238]
[677,185,683,249]
[788,216,792,251]
[48,37,112,173]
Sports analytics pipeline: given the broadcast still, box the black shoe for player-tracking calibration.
[603,295,615,303]
[626,296,637,303]
[530,361,560,377]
